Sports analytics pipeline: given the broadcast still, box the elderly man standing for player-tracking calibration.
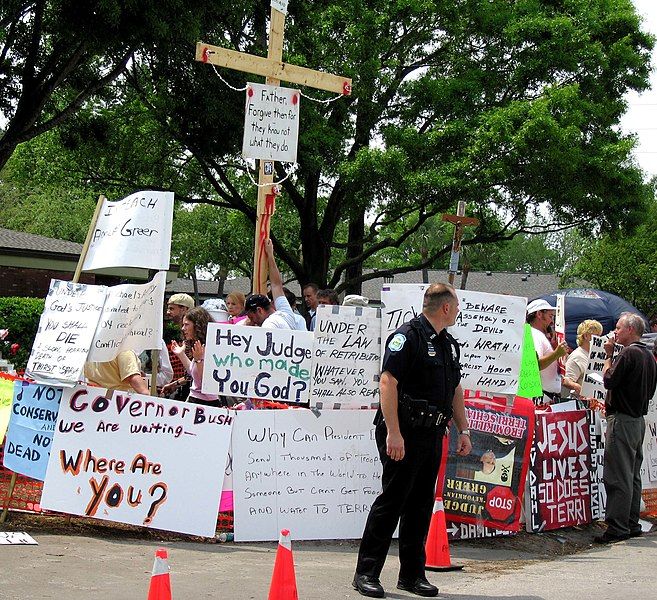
[526,299,569,403]
[596,313,657,543]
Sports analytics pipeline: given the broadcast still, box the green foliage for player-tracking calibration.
[562,194,657,317]
[0,297,45,371]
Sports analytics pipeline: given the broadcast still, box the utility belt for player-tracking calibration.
[398,393,449,429]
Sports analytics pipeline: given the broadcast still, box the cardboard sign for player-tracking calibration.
[87,272,166,362]
[41,385,233,537]
[525,409,597,532]
[310,305,381,409]
[381,285,525,395]
[242,83,300,162]
[232,409,381,541]
[0,532,38,545]
[451,290,526,395]
[26,280,107,386]
[82,191,174,271]
[3,381,62,480]
[580,336,622,401]
[271,0,289,14]
[0,374,15,444]
[442,395,534,531]
[202,324,314,404]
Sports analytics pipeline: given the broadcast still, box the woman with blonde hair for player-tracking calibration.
[562,319,603,396]
[225,291,247,324]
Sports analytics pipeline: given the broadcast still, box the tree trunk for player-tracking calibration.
[344,209,365,295]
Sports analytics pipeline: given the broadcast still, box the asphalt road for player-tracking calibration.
[0,531,654,599]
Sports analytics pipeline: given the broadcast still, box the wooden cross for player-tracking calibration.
[441,201,479,285]
[196,7,352,293]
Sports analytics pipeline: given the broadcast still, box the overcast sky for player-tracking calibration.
[622,0,657,179]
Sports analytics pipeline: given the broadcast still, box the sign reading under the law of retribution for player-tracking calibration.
[442,395,534,532]
[202,324,314,404]
[87,272,166,362]
[380,284,526,395]
[41,385,233,537]
[26,280,107,386]
[310,305,381,409]
[232,409,381,541]
[82,191,174,272]
[3,381,62,480]
[242,82,300,163]
[525,409,598,532]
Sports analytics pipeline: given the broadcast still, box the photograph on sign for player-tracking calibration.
[242,82,300,163]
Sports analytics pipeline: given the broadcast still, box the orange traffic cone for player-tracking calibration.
[147,548,172,600]
[268,529,299,600]
[425,498,463,572]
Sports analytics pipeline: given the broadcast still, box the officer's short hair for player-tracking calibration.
[423,283,456,314]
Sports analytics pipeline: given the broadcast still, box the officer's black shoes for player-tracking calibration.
[593,530,630,544]
[397,576,439,597]
[352,574,385,598]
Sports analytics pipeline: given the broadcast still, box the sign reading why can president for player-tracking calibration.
[25,280,107,386]
[82,191,174,272]
[87,272,166,362]
[41,385,233,537]
[442,394,534,531]
[310,305,381,409]
[202,324,314,404]
[3,380,62,481]
[525,409,598,532]
[232,409,381,541]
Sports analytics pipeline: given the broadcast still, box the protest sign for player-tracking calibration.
[271,0,289,14]
[580,335,622,401]
[525,409,598,532]
[445,520,513,541]
[41,385,233,537]
[310,305,381,409]
[202,324,314,404]
[442,395,534,531]
[0,373,15,444]
[26,280,107,386]
[517,324,543,399]
[0,532,38,545]
[242,82,300,163]
[232,409,381,541]
[87,272,166,362]
[451,290,526,395]
[381,285,526,395]
[82,191,174,271]
[3,381,62,480]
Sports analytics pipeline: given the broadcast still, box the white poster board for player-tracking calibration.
[87,272,166,362]
[580,336,622,401]
[380,284,525,395]
[41,385,233,537]
[202,324,314,404]
[310,305,381,409]
[232,409,381,541]
[82,191,174,271]
[242,82,300,163]
[271,0,289,14]
[25,280,107,386]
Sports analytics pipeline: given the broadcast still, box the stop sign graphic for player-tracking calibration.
[486,486,516,522]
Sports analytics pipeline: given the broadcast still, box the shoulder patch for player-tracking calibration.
[388,333,407,352]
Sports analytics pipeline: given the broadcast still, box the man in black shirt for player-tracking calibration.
[597,313,657,543]
[353,283,472,598]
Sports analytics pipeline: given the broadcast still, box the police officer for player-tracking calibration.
[353,283,472,598]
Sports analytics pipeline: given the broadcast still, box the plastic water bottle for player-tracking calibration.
[217,532,234,542]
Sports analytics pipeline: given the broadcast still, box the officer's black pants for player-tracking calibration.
[355,421,443,580]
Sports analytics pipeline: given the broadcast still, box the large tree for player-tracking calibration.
[3,0,654,294]
[0,0,215,171]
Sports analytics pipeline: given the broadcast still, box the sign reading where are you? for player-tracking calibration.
[82,191,174,272]
[202,324,314,404]
[242,82,300,163]
[41,385,233,537]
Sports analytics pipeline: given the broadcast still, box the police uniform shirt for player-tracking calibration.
[382,314,461,410]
